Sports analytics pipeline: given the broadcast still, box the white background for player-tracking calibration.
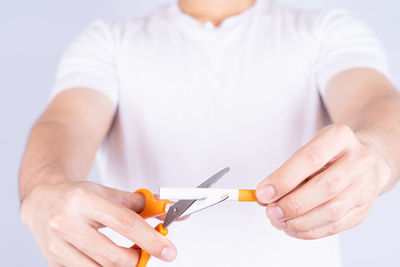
[1,0,399,266]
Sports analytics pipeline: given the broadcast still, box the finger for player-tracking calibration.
[285,204,371,240]
[48,241,100,267]
[283,181,365,232]
[98,185,145,212]
[273,152,362,220]
[76,189,177,262]
[62,221,139,266]
[256,124,356,204]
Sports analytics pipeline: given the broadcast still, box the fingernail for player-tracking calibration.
[161,246,177,262]
[266,206,284,220]
[256,185,275,203]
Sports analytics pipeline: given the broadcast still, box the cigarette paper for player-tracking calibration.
[159,188,239,201]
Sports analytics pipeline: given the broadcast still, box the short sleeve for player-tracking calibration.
[313,9,392,98]
[50,20,120,107]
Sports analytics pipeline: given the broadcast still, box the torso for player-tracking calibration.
[97,1,340,266]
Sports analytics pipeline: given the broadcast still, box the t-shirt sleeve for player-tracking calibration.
[50,20,120,107]
[313,9,392,98]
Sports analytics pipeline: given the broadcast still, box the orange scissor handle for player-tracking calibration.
[132,189,170,267]
[135,223,168,267]
[135,188,171,219]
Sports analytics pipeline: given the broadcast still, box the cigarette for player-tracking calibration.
[159,188,257,202]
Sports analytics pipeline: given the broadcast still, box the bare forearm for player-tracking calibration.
[19,120,95,201]
[349,94,400,193]
[19,88,115,202]
[324,69,400,194]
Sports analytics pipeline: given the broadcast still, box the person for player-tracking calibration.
[19,0,400,266]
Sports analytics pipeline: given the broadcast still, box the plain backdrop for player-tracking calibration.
[1,0,399,266]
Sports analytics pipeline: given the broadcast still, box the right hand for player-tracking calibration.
[20,180,177,266]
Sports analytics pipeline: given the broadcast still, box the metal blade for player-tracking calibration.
[178,194,229,218]
[163,167,230,228]
[197,167,230,188]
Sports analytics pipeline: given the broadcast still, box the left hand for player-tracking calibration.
[256,124,392,239]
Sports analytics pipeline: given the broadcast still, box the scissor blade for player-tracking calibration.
[178,194,229,218]
[197,167,230,188]
[163,199,195,228]
[163,167,230,228]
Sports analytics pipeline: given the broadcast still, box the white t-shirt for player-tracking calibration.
[51,1,390,266]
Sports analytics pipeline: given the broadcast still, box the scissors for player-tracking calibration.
[132,167,232,267]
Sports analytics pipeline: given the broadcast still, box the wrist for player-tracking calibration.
[19,162,71,203]
[19,168,72,227]
[353,128,394,194]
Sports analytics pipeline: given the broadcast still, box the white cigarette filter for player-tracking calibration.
[159,188,257,202]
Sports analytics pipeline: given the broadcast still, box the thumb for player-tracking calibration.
[98,185,145,213]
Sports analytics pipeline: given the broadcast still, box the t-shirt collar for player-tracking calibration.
[168,0,267,31]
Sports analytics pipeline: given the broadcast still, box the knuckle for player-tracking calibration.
[49,213,65,232]
[287,220,307,232]
[284,197,303,215]
[323,175,341,197]
[302,145,323,166]
[301,229,316,240]
[102,249,122,267]
[68,187,90,202]
[117,211,138,231]
[329,221,342,235]
[328,202,343,221]
[280,174,295,190]
[332,124,353,139]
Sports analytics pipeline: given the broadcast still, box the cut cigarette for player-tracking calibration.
[159,188,257,202]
